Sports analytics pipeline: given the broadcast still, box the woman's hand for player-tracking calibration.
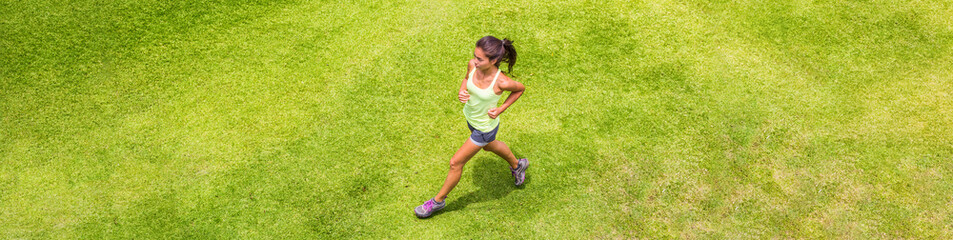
[458,90,470,103]
[488,107,504,119]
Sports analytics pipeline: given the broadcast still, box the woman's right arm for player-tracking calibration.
[459,60,475,103]
[461,59,476,91]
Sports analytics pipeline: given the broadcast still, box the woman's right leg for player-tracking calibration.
[433,138,483,202]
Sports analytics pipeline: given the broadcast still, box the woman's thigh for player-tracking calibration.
[451,137,484,164]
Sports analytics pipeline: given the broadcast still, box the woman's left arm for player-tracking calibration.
[487,78,525,119]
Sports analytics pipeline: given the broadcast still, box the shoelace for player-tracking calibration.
[423,200,434,211]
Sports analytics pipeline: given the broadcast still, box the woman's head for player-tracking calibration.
[474,36,517,73]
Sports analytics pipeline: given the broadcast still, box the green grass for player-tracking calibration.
[2,0,952,238]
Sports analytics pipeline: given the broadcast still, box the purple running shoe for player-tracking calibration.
[511,158,529,186]
[414,198,445,218]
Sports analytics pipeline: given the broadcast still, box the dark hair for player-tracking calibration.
[476,36,517,73]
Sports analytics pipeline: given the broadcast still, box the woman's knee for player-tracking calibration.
[448,158,466,171]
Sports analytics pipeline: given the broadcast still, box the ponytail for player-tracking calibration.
[498,38,517,73]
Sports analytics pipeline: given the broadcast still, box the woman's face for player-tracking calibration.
[472,47,496,70]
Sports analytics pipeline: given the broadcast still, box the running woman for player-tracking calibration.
[415,36,528,218]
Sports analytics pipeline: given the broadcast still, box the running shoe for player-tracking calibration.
[414,198,446,218]
[511,158,529,186]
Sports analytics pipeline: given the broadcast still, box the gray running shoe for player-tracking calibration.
[414,198,446,218]
[510,158,529,186]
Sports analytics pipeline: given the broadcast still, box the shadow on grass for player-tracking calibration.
[431,155,529,217]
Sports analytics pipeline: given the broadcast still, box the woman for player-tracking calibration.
[415,36,529,219]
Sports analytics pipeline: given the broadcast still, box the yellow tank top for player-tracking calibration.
[463,69,502,132]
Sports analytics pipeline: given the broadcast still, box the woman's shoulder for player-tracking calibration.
[496,72,522,90]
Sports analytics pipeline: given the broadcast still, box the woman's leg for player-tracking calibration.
[483,140,518,169]
[433,138,483,202]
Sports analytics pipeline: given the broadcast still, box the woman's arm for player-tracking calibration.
[487,77,525,119]
[459,60,476,103]
[461,60,475,92]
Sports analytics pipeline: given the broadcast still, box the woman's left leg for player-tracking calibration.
[484,140,528,186]
[483,140,518,169]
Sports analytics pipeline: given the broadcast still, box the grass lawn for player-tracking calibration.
[2,0,952,238]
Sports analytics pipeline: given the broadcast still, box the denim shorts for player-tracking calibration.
[467,122,499,147]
